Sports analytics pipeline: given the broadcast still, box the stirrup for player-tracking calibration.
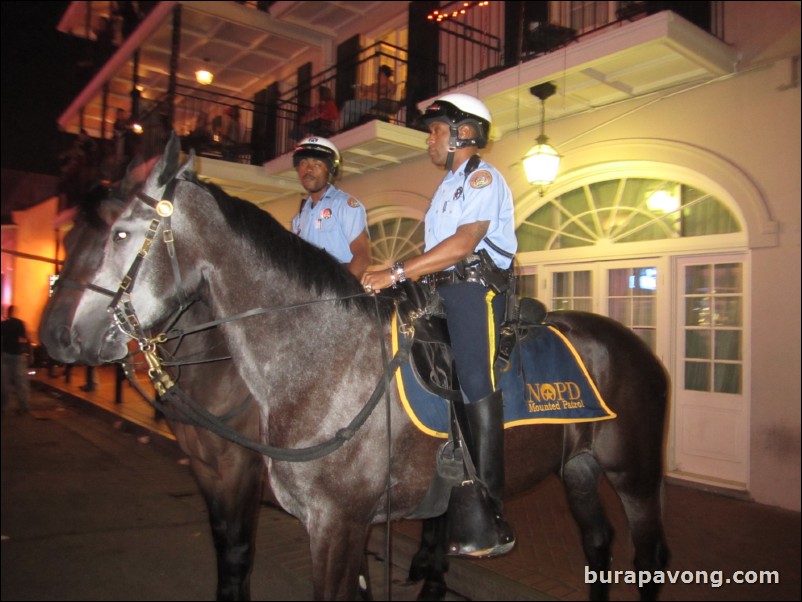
[445,479,515,558]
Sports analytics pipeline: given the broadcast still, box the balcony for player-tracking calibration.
[56,3,736,211]
[470,10,736,141]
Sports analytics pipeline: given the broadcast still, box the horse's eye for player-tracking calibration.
[113,230,129,241]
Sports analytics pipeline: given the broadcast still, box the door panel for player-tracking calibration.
[673,256,749,486]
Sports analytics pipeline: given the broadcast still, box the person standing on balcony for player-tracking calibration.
[291,137,371,279]
[361,94,517,559]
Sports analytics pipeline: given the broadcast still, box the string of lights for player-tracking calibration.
[427,1,490,23]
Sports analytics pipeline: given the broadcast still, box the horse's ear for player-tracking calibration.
[177,147,196,179]
[156,132,182,187]
[120,155,145,196]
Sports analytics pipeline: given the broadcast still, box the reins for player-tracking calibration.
[90,174,413,463]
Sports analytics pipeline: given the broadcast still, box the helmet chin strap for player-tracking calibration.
[446,124,480,171]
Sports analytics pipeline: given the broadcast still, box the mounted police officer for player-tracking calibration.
[292,137,372,278]
[361,93,516,558]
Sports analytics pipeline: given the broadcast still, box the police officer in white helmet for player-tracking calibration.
[291,137,371,278]
[362,93,517,558]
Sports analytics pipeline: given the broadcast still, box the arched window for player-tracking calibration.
[368,214,424,267]
[517,178,740,252]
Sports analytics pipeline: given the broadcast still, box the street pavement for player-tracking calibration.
[2,369,800,601]
[1,386,467,601]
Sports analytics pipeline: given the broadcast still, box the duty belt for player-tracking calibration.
[423,267,482,288]
[423,265,511,290]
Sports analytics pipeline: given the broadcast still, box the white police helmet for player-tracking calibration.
[422,93,492,148]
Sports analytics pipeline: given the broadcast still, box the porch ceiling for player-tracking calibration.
[462,11,737,142]
[58,5,737,209]
[57,1,395,137]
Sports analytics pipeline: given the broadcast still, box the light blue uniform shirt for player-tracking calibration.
[291,185,367,264]
[424,156,517,269]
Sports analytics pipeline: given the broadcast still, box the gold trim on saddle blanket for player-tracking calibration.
[391,315,617,437]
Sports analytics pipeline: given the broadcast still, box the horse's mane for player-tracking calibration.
[188,175,388,319]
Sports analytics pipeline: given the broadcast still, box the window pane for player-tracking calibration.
[632,267,657,295]
[685,265,711,294]
[715,330,741,361]
[553,272,570,297]
[714,297,742,326]
[608,298,630,324]
[608,269,629,296]
[686,297,711,326]
[714,263,742,293]
[682,189,741,237]
[632,297,654,326]
[574,271,592,296]
[685,361,710,391]
[714,363,741,394]
[686,331,711,359]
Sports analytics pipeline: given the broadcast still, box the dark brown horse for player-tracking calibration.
[40,135,670,600]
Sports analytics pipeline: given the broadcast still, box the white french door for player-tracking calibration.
[672,255,749,487]
[537,258,668,355]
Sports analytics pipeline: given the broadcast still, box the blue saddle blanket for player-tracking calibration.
[392,317,616,438]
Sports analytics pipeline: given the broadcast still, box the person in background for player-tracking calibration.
[340,65,398,130]
[298,86,339,138]
[291,137,371,279]
[367,64,397,103]
[220,105,244,159]
[185,111,213,152]
[361,93,517,559]
[1,305,31,415]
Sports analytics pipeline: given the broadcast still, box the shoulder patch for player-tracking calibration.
[469,170,493,189]
[347,197,361,208]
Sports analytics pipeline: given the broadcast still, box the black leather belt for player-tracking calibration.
[422,267,483,288]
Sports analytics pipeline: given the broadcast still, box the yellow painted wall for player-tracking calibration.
[7,197,60,344]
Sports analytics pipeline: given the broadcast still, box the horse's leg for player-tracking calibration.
[606,475,670,601]
[308,518,370,601]
[562,452,614,602]
[187,435,264,601]
[407,517,450,601]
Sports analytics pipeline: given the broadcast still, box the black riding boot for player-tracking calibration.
[446,390,515,558]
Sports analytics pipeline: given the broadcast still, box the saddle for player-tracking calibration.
[393,280,547,401]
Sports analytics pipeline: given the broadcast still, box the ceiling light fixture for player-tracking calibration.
[522,82,561,195]
[195,59,213,86]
